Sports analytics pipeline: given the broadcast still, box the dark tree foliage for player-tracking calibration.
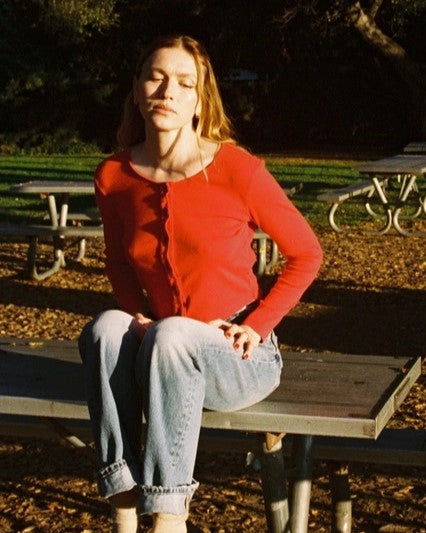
[0,0,119,152]
[1,0,425,153]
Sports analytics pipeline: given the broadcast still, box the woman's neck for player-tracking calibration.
[131,128,218,183]
[143,127,199,171]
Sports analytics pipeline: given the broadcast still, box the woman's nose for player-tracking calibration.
[158,79,174,99]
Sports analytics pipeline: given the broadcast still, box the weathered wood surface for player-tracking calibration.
[317,180,377,203]
[10,180,95,194]
[356,154,426,175]
[43,211,101,222]
[403,142,426,154]
[0,338,420,439]
[0,224,103,238]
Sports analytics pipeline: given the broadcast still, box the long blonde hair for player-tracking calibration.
[117,35,235,148]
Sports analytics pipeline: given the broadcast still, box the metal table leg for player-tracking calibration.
[392,174,425,237]
[256,236,267,277]
[290,435,314,533]
[328,461,352,533]
[367,176,393,234]
[265,241,279,274]
[27,235,64,281]
[260,432,291,532]
[47,193,66,268]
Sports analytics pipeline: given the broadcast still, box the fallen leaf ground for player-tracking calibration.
[0,228,424,532]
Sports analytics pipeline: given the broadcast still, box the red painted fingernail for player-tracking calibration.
[242,353,249,360]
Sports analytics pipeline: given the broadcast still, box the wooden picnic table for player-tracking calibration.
[0,337,421,533]
[355,154,426,236]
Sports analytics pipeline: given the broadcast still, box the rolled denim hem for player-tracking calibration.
[139,480,199,514]
[97,458,140,498]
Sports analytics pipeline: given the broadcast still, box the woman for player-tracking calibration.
[79,34,322,533]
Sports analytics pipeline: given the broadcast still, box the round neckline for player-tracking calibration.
[128,143,223,185]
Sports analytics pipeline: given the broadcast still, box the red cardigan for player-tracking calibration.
[94,143,322,339]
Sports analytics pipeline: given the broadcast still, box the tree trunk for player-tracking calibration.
[347,1,426,138]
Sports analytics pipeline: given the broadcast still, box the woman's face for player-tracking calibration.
[134,46,201,134]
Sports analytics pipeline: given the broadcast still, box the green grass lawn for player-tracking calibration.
[0,153,382,229]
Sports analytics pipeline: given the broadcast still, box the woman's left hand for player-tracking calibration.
[209,319,261,360]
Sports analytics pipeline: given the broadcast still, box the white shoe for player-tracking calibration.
[111,506,138,533]
[151,511,188,532]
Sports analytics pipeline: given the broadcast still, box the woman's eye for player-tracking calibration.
[145,74,163,82]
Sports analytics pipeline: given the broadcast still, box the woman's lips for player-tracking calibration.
[152,104,175,113]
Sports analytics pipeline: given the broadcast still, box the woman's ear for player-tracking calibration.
[195,100,202,119]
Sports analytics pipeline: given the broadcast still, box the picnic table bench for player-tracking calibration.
[317,178,388,233]
[0,223,104,280]
[0,337,421,533]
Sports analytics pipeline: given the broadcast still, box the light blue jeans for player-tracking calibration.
[79,308,282,515]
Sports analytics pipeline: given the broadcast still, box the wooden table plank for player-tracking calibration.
[404,142,426,154]
[0,338,421,439]
[10,181,95,194]
[356,154,426,175]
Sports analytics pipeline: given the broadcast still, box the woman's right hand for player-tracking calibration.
[209,319,261,360]
[130,313,155,340]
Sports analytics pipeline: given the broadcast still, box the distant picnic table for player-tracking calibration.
[318,152,426,236]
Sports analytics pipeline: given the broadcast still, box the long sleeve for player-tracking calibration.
[242,162,323,338]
